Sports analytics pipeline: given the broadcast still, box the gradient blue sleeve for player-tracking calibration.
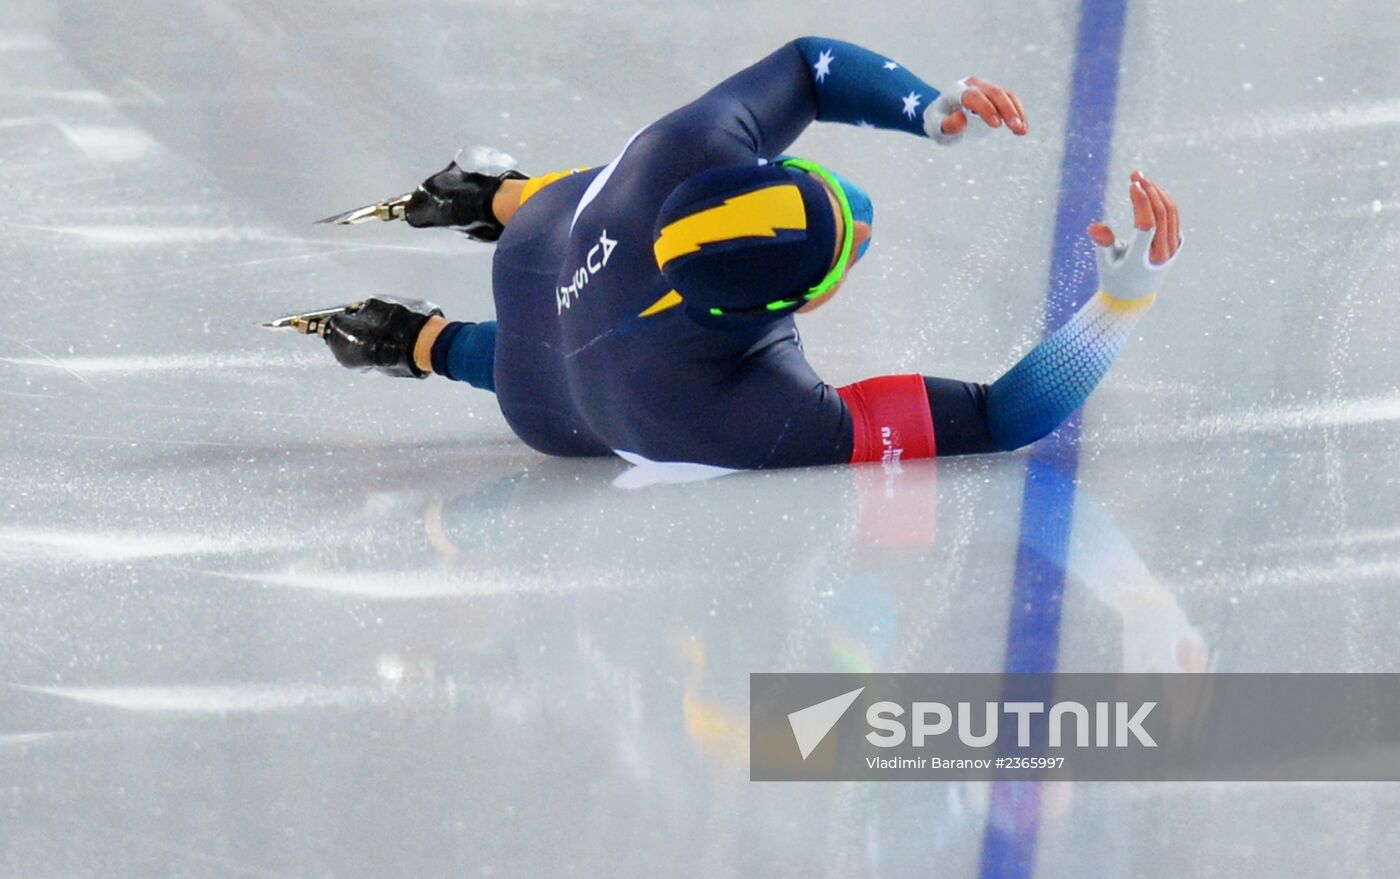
[792,37,943,137]
[914,288,1158,457]
[982,293,1153,451]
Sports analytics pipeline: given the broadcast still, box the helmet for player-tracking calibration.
[652,158,869,321]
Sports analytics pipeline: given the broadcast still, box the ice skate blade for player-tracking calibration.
[260,303,364,337]
[315,192,414,225]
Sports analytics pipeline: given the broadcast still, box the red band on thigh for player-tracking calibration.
[837,375,936,464]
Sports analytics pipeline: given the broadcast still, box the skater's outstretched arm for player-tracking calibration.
[411,38,1025,235]
[652,37,1027,161]
[837,172,1183,461]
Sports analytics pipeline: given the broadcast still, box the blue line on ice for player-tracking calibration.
[979,1,1128,877]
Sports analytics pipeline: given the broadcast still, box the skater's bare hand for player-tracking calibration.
[939,76,1029,137]
[1086,170,1182,265]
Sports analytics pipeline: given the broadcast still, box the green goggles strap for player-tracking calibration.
[707,158,855,317]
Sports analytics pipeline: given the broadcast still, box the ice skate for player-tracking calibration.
[316,161,527,242]
[263,297,442,378]
[315,194,414,226]
[260,302,364,337]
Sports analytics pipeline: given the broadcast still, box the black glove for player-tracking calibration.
[324,298,442,379]
[404,161,528,241]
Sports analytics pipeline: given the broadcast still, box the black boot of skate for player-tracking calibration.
[322,298,443,379]
[404,162,528,241]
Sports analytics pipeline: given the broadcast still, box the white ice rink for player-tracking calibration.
[3,0,1399,876]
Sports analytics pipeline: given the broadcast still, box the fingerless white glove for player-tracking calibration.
[1094,228,1183,301]
[925,78,988,146]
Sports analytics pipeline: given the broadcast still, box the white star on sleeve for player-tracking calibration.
[901,91,923,119]
[813,49,834,83]
[883,60,899,70]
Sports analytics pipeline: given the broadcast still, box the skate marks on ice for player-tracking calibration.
[1094,392,1400,446]
[1166,97,1400,145]
[0,33,54,54]
[46,118,158,163]
[3,682,390,715]
[6,222,471,256]
[0,351,325,377]
[1181,556,1400,592]
[185,566,550,601]
[0,526,289,564]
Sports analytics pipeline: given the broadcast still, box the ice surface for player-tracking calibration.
[2,0,1399,876]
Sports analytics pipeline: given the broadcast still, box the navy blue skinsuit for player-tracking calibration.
[492,167,850,468]
[434,38,1002,467]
